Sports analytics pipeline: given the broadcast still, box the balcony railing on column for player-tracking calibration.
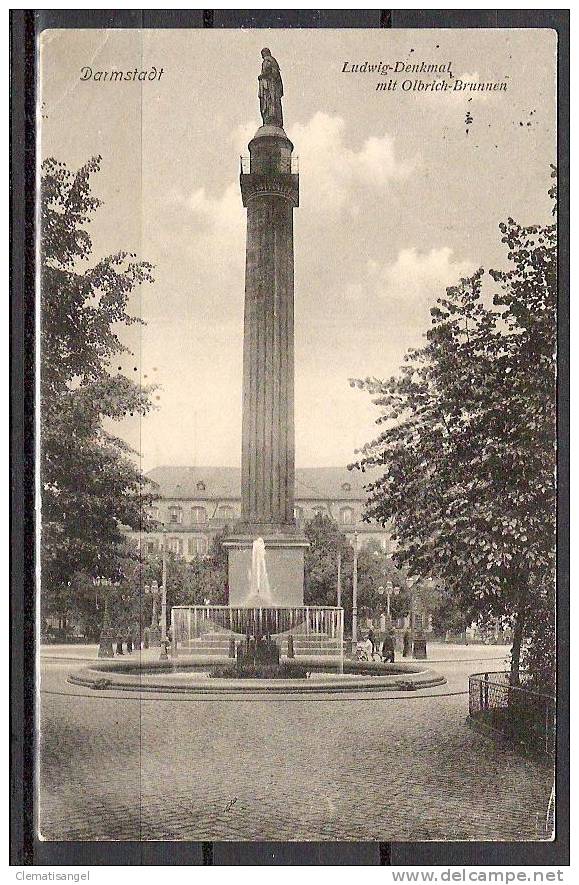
[240,155,299,175]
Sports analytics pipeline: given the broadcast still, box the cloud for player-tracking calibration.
[184,182,241,233]
[378,246,475,308]
[343,246,476,346]
[168,181,245,283]
[289,112,415,213]
[232,120,257,154]
[165,111,414,277]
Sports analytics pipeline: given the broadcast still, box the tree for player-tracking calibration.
[351,172,556,687]
[354,540,410,620]
[304,515,351,608]
[173,528,229,607]
[40,156,157,615]
[429,584,472,635]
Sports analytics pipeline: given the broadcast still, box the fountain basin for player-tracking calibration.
[68,658,446,694]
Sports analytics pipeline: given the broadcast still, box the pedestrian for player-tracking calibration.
[367,627,375,655]
[381,630,395,663]
[360,633,374,661]
[403,629,411,657]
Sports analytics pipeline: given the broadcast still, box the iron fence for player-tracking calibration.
[469,671,555,757]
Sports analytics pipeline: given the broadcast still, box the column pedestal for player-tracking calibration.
[224,530,308,608]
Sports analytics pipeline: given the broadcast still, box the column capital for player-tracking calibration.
[240,172,299,208]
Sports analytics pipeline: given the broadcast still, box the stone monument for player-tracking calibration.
[224,50,308,607]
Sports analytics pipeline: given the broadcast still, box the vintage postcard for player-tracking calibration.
[37,26,558,843]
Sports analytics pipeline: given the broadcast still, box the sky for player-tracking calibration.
[39,28,557,472]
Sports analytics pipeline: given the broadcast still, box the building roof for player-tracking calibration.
[146,465,372,502]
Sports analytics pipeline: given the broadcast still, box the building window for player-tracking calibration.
[168,506,182,524]
[414,614,424,630]
[191,506,207,524]
[196,481,206,491]
[340,507,354,525]
[168,538,183,555]
[144,539,158,555]
[341,482,351,492]
[217,505,234,521]
[294,506,304,521]
[312,506,326,518]
[188,536,208,556]
[148,506,160,522]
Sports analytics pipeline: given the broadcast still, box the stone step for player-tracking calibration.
[179,634,342,660]
[180,647,231,657]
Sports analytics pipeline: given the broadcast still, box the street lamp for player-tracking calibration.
[384,580,395,621]
[160,522,168,659]
[407,574,420,654]
[95,576,114,658]
[351,530,359,655]
[373,551,398,628]
[146,580,161,647]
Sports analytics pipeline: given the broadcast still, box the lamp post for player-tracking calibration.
[337,550,342,608]
[159,523,169,659]
[384,580,395,621]
[96,576,114,658]
[373,550,398,630]
[148,580,161,647]
[351,530,359,655]
[377,584,385,632]
[407,575,420,654]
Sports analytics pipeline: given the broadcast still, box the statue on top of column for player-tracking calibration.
[258,48,283,128]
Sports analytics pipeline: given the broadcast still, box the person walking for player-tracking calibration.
[403,629,411,658]
[381,630,395,663]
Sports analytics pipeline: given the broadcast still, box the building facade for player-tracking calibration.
[129,466,392,561]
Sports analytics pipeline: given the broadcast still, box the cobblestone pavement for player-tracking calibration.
[39,649,554,842]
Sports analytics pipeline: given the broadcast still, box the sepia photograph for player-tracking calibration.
[36,25,558,844]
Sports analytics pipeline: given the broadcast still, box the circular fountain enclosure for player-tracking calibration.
[69,658,447,695]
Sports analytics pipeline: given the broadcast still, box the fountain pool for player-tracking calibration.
[68,657,446,695]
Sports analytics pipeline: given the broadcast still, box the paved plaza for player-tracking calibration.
[39,645,554,842]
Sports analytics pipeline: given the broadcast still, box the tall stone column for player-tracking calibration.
[224,124,308,607]
[241,126,298,526]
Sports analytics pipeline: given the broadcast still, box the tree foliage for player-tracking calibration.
[41,156,157,601]
[350,170,556,687]
[304,515,351,607]
[303,516,441,630]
